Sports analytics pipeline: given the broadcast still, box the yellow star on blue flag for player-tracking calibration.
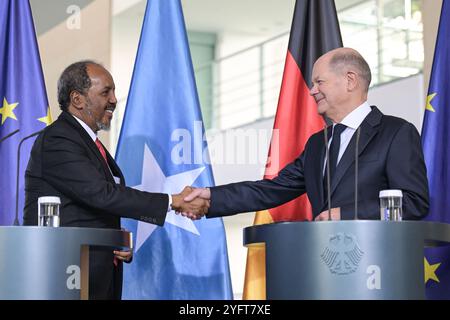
[426,93,436,112]
[0,98,19,125]
[38,107,53,126]
[0,0,50,226]
[421,0,450,299]
[424,257,441,284]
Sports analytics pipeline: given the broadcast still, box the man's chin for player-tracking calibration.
[317,102,328,115]
[96,121,111,132]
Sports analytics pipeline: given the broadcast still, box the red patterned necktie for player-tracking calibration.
[95,138,108,164]
[95,138,118,267]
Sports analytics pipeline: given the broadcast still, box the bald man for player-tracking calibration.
[183,48,429,221]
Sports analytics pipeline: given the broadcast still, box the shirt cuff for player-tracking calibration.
[168,194,172,212]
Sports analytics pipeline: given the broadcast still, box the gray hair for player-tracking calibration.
[57,60,101,111]
[329,50,371,92]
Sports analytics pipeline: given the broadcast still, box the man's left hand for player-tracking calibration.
[314,207,341,221]
[113,250,133,263]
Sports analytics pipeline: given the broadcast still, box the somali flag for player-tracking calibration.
[115,0,233,299]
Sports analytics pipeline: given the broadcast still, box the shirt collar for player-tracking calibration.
[339,101,371,130]
[71,114,97,142]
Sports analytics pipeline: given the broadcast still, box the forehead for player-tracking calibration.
[312,56,331,77]
[87,64,115,89]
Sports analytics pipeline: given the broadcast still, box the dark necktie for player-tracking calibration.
[324,124,347,195]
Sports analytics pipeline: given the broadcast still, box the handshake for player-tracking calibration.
[171,186,211,220]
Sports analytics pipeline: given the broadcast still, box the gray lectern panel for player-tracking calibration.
[0,226,132,300]
[243,221,450,300]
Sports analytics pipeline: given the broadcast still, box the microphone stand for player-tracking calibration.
[14,130,43,226]
[323,125,332,221]
[354,127,361,220]
[0,129,19,144]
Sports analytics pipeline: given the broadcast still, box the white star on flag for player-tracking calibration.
[132,144,205,252]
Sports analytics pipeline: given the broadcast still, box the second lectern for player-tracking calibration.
[244,221,450,299]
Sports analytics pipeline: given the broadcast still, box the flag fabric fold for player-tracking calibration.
[243,0,342,299]
[115,0,232,299]
[0,0,50,226]
[421,0,450,300]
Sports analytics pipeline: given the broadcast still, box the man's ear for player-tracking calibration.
[70,91,85,110]
[346,71,358,92]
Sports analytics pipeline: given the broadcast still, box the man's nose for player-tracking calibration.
[309,84,318,96]
[110,93,117,105]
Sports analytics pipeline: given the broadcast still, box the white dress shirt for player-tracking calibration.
[323,102,372,174]
[71,115,121,184]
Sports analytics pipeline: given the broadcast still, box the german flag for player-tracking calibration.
[243,0,342,300]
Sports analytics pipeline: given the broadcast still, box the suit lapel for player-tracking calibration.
[105,149,125,185]
[60,112,116,182]
[329,106,382,196]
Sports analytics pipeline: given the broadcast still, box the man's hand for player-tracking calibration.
[113,250,133,263]
[171,186,210,219]
[184,187,211,202]
[314,207,341,221]
[179,187,211,220]
[113,228,133,264]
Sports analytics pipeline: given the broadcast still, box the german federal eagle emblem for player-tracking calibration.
[321,233,364,275]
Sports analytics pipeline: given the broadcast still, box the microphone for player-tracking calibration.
[0,129,19,144]
[354,127,361,220]
[323,125,332,221]
[14,129,44,226]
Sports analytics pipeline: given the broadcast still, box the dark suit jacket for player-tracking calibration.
[23,111,168,299]
[208,106,429,220]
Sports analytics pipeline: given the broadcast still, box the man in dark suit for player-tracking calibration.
[181,48,429,221]
[23,61,208,299]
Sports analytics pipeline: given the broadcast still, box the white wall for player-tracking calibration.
[37,0,113,146]
[213,32,289,129]
[368,74,425,131]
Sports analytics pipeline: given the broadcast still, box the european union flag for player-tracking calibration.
[421,0,450,300]
[0,0,51,226]
[115,0,233,299]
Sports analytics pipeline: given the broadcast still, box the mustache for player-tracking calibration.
[106,104,116,111]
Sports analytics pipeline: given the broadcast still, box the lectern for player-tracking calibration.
[0,226,132,300]
[243,221,450,299]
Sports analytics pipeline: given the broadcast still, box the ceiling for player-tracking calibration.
[114,0,368,36]
[30,0,369,38]
[114,0,296,36]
